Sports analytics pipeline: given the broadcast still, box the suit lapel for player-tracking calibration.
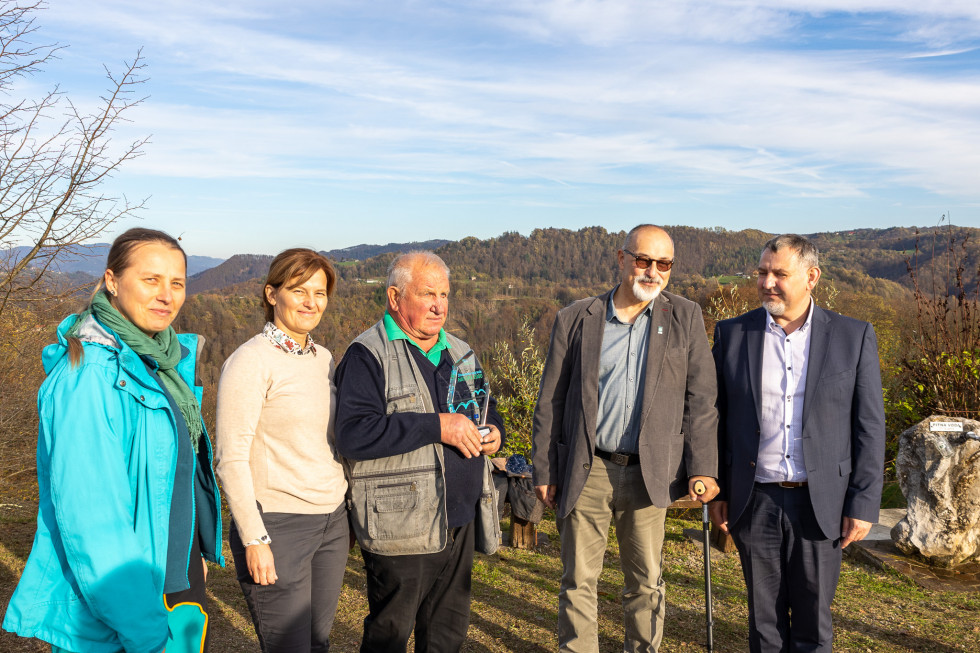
[580,293,606,445]
[639,295,671,427]
[802,304,832,429]
[746,308,766,427]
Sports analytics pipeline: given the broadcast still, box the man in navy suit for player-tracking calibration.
[710,234,885,652]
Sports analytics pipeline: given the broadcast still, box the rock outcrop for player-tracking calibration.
[891,416,980,567]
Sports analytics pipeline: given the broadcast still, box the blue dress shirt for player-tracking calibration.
[595,290,653,454]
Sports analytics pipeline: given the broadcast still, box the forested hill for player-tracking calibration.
[808,226,980,293]
[188,254,273,294]
[337,226,766,284]
[187,225,979,296]
[336,225,980,294]
[329,239,451,262]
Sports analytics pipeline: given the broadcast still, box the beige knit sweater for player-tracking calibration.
[215,334,347,543]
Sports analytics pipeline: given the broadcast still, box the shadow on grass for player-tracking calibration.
[834,614,963,653]
[466,607,553,653]
[325,619,364,652]
[470,552,753,653]
[665,609,746,652]
[490,552,561,592]
[207,573,253,626]
[204,598,261,652]
[663,568,747,603]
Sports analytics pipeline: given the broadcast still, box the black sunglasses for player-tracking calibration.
[623,248,674,272]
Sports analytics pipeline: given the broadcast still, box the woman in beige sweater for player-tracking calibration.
[215,248,348,652]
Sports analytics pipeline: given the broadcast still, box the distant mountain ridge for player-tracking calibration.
[186,239,452,294]
[2,238,453,294]
[329,239,451,261]
[2,244,224,277]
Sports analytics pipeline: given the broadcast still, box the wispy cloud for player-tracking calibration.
[23,0,980,253]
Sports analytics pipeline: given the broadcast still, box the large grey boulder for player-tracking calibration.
[891,415,980,567]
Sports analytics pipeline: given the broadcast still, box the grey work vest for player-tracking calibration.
[344,321,499,555]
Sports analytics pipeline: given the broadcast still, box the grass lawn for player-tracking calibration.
[2,500,977,652]
[715,276,746,285]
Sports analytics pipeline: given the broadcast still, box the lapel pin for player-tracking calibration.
[658,326,664,335]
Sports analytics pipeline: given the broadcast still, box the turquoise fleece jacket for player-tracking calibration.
[2,315,224,653]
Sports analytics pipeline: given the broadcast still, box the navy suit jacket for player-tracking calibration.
[712,305,885,540]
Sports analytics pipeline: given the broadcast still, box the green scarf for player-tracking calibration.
[69,291,203,451]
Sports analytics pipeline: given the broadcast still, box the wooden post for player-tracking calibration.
[510,516,537,550]
[669,498,701,510]
[711,525,736,553]
[669,497,736,553]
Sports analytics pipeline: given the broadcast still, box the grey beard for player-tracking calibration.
[762,299,785,316]
[633,278,662,302]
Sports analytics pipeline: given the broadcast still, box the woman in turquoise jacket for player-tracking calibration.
[2,228,224,653]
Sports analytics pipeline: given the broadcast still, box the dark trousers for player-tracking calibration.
[359,520,475,653]
[730,484,842,653]
[165,533,210,652]
[230,504,350,653]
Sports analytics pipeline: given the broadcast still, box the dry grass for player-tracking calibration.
[3,496,979,653]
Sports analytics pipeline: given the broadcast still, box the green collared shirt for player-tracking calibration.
[383,312,449,366]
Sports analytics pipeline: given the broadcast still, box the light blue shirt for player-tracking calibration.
[756,299,815,483]
[595,290,652,454]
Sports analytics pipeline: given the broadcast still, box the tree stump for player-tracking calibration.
[510,516,537,550]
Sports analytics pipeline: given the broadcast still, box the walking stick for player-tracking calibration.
[693,480,714,652]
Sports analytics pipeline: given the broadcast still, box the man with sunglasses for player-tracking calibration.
[532,224,719,652]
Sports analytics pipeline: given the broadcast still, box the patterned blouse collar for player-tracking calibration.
[262,321,317,356]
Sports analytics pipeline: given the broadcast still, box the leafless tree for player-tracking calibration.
[0,0,148,321]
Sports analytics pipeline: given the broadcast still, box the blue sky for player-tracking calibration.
[18,0,980,257]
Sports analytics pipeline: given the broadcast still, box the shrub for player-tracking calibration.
[485,321,545,458]
[0,299,78,502]
[894,223,980,426]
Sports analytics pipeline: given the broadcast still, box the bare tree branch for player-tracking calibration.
[0,1,148,318]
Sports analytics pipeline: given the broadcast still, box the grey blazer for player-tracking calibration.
[531,289,719,518]
[712,305,886,539]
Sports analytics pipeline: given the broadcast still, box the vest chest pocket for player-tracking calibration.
[386,387,424,415]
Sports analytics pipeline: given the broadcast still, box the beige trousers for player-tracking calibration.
[557,456,668,653]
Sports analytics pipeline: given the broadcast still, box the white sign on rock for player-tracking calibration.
[929,421,964,432]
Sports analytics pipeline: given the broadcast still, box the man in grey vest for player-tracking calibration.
[533,224,719,652]
[336,251,505,653]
